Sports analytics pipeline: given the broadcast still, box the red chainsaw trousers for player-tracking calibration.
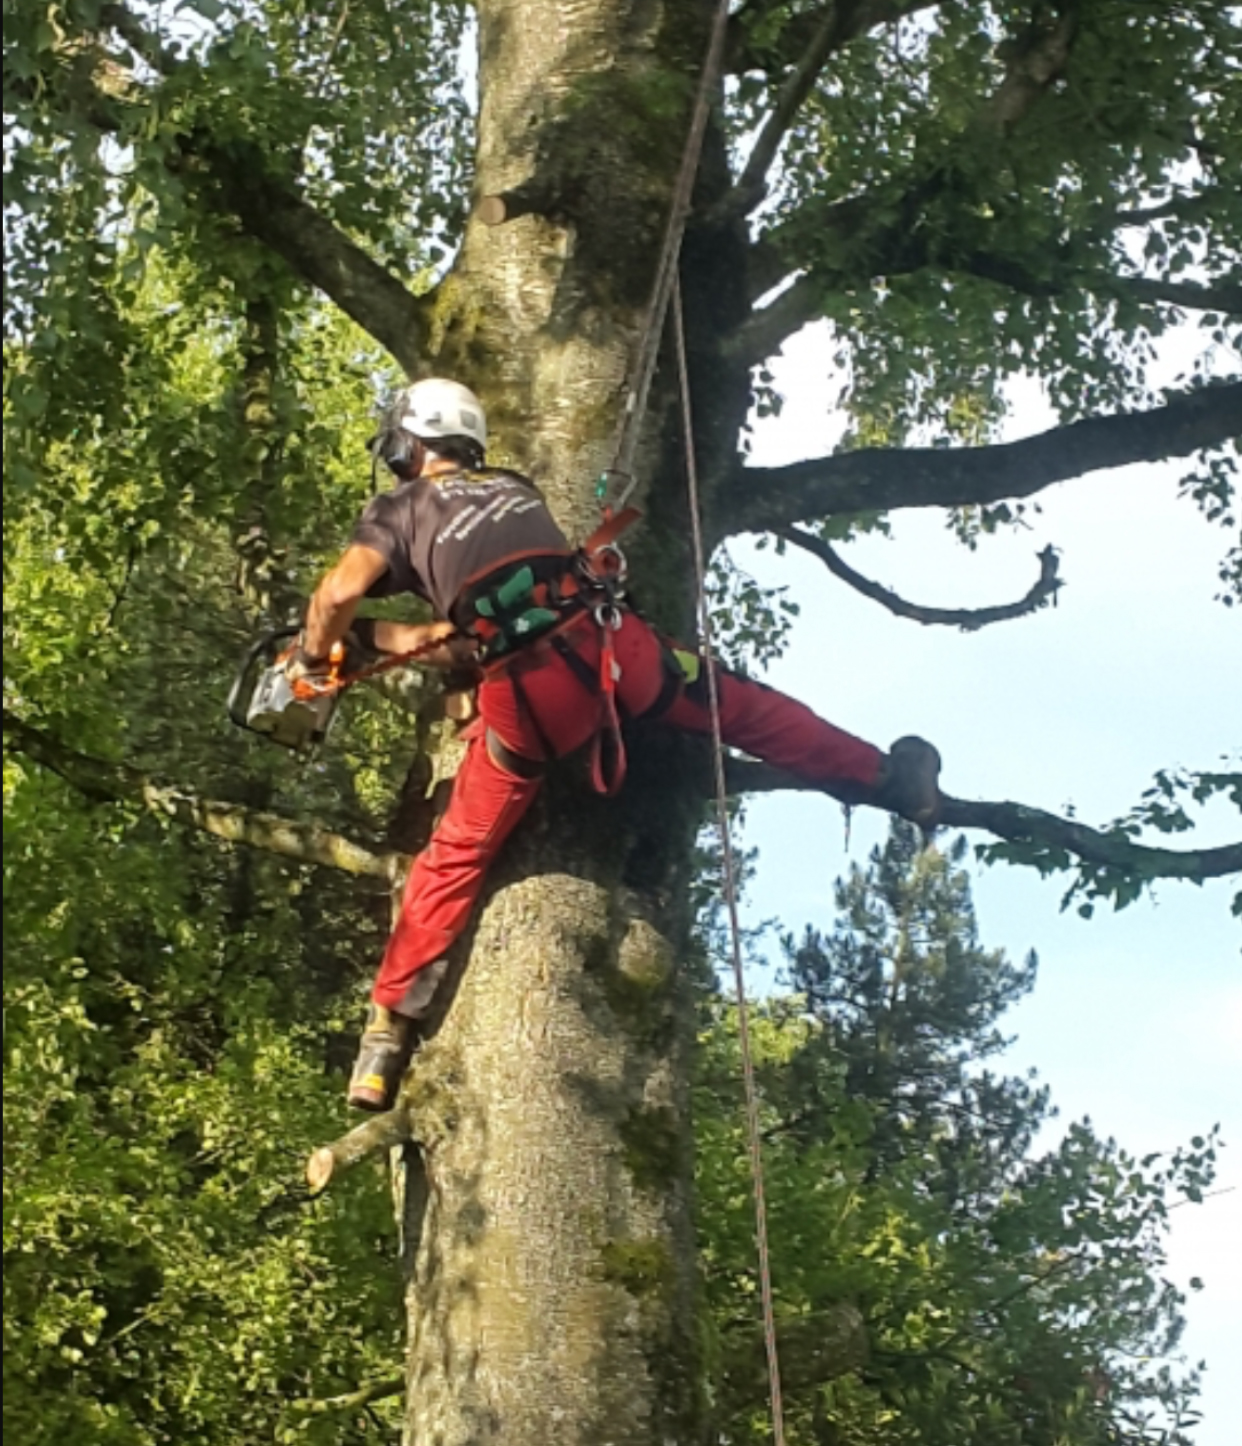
[372,610,882,1015]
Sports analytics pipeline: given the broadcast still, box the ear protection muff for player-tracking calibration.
[369,424,426,484]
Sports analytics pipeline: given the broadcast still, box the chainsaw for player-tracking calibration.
[227,627,348,752]
[228,625,480,752]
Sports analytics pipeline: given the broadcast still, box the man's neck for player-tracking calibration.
[421,455,464,480]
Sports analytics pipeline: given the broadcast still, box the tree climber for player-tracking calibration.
[290,378,944,1110]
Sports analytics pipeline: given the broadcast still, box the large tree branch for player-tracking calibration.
[736,0,1077,293]
[719,5,857,219]
[958,251,1242,318]
[941,798,1242,886]
[201,151,431,373]
[722,761,1242,886]
[718,381,1242,534]
[744,182,896,305]
[735,175,948,357]
[782,529,1064,629]
[981,5,1078,131]
[726,0,942,75]
[1113,274,1242,316]
[732,270,827,363]
[13,15,431,371]
[735,240,1239,367]
[1112,192,1225,228]
[3,711,401,880]
[733,5,1242,358]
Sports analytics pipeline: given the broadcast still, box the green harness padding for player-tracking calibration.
[669,647,700,684]
[471,565,562,657]
[468,565,707,708]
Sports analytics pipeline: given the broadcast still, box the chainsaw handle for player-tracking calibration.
[227,626,299,730]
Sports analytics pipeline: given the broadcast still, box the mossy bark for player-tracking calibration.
[397,1,753,1441]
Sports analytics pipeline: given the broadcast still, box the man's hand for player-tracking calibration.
[282,639,338,691]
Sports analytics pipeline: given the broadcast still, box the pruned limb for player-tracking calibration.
[306,1110,413,1195]
[722,760,1242,885]
[289,1377,404,1416]
[782,528,1063,629]
[476,182,560,227]
[3,711,403,880]
[718,380,1242,535]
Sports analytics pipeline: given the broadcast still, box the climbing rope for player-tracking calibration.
[673,276,787,1445]
[605,0,735,506]
[591,3,789,1432]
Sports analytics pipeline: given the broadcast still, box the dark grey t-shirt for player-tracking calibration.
[351,468,572,618]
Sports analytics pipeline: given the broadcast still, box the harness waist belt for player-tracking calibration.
[453,551,623,662]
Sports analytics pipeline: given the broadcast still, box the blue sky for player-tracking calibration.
[736,324,1240,1442]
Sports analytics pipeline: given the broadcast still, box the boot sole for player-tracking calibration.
[347,1063,400,1112]
[347,1083,392,1112]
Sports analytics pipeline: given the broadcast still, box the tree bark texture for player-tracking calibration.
[397,3,752,1441]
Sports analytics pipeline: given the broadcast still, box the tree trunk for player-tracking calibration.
[396,2,752,1442]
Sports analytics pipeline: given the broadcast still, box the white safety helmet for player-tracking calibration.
[397,377,487,451]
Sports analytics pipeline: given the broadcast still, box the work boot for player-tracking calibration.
[873,736,943,830]
[347,1004,415,1112]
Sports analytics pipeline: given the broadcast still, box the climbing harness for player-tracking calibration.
[459,560,575,659]
[457,529,636,796]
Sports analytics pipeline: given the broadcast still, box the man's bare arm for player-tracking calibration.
[371,620,476,670]
[304,546,478,670]
[302,545,390,658]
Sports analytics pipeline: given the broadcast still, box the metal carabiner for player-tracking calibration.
[593,601,624,632]
[590,542,629,584]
